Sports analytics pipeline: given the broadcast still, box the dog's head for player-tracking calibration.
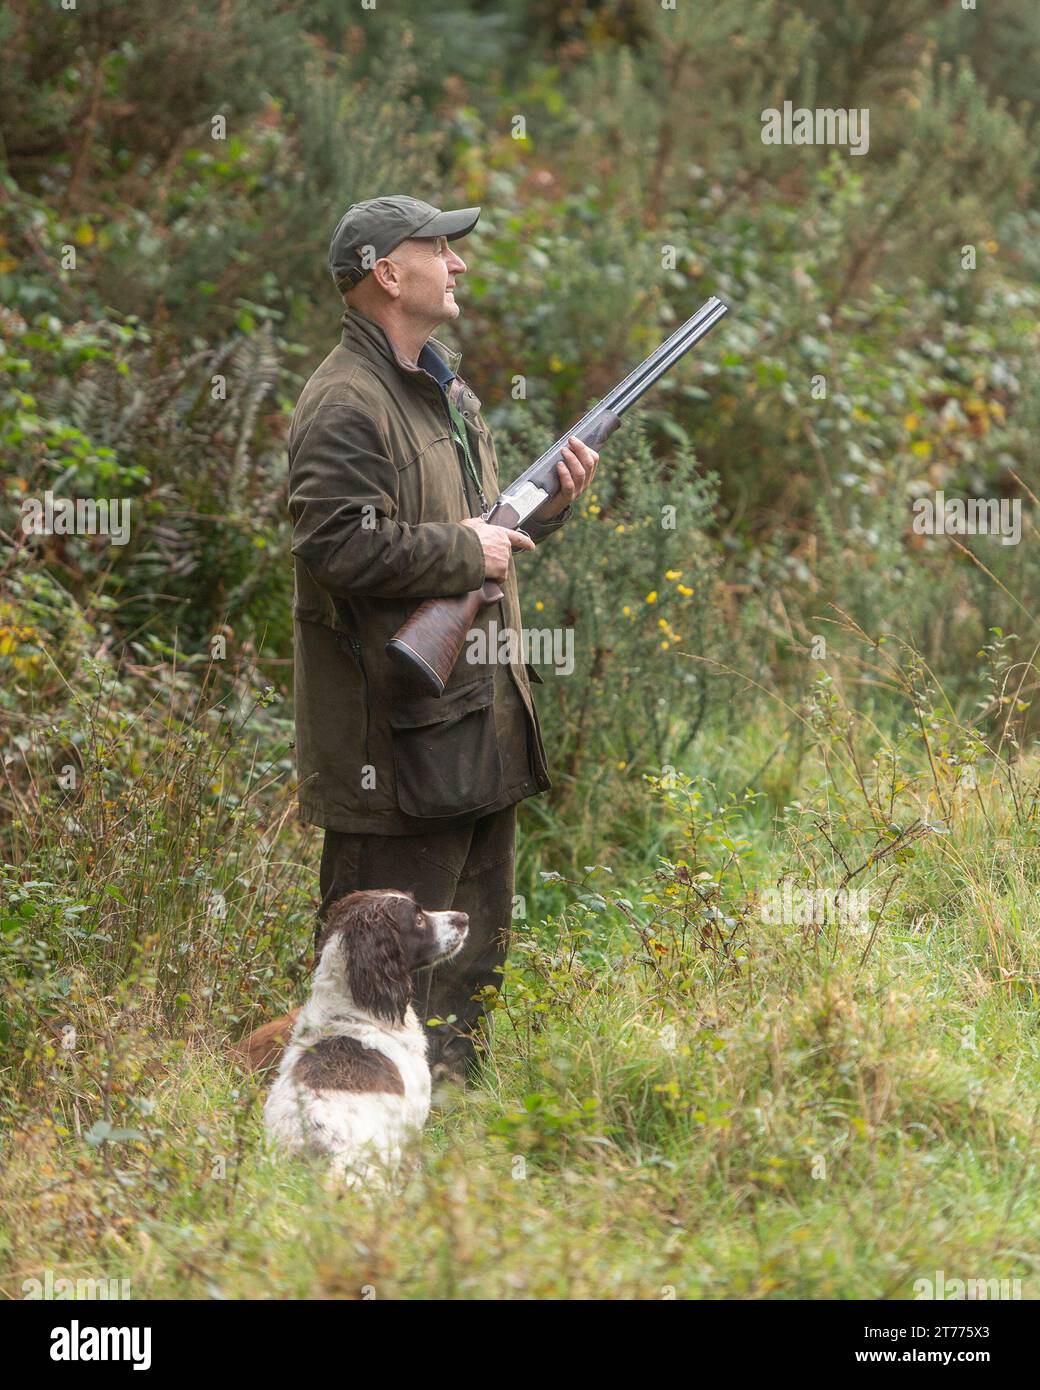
[315,890,469,1026]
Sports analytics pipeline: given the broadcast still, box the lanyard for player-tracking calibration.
[445,390,489,516]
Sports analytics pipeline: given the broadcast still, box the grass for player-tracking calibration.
[3,607,1040,1299]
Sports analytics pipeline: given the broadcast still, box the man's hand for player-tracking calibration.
[538,436,599,521]
[461,517,536,582]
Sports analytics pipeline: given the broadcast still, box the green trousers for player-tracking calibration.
[317,803,517,1080]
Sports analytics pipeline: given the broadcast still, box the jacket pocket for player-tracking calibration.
[389,675,503,819]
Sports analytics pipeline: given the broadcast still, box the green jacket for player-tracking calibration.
[287,306,570,833]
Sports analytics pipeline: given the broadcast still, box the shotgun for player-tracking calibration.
[386,294,730,695]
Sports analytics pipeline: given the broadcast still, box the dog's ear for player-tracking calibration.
[344,895,412,1026]
[387,891,421,936]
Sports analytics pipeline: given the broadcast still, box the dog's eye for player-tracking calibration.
[415,910,426,928]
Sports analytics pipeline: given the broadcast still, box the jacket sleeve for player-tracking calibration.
[288,403,487,599]
[524,504,572,543]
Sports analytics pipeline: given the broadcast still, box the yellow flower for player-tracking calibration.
[622,605,631,616]
[646,591,657,603]
[984,239,999,254]
[588,504,601,515]
[614,523,626,533]
[677,584,693,596]
[660,641,669,649]
[534,600,544,611]
[658,618,669,629]
[665,569,683,580]
[903,413,919,432]
[617,761,627,770]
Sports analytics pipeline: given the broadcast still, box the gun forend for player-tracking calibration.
[489,407,622,529]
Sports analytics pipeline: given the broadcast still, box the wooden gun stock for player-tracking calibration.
[386,410,622,695]
[385,577,505,696]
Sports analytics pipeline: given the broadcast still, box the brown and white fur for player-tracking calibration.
[262,889,468,1188]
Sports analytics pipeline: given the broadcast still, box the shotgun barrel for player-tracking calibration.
[490,296,729,529]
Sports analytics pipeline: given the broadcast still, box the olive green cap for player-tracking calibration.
[329,196,480,293]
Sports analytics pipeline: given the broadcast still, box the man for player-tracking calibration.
[287,196,598,1083]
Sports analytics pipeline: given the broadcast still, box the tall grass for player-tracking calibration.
[3,602,1038,1298]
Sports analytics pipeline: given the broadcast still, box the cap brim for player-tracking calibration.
[412,206,481,241]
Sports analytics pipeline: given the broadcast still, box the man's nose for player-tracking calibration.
[447,250,466,273]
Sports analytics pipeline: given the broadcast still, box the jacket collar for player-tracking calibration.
[417,341,457,393]
[340,306,463,396]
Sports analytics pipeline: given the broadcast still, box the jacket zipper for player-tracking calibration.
[343,634,371,768]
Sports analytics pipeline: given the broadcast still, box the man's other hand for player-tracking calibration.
[461,518,536,582]
[538,436,599,521]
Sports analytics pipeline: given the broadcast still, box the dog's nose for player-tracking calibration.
[451,912,469,929]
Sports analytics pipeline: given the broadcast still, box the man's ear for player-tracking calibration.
[370,255,401,297]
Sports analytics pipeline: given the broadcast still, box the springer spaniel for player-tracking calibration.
[261,889,468,1187]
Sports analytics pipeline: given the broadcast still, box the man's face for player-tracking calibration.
[386,234,467,327]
